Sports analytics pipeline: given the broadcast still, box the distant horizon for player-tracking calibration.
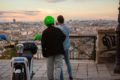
[0,18,117,23]
[0,0,118,22]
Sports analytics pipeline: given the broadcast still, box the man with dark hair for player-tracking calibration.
[57,15,64,24]
[57,15,73,80]
[41,16,66,80]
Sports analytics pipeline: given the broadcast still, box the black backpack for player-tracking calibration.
[23,42,38,55]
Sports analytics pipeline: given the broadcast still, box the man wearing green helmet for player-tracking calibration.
[41,16,66,80]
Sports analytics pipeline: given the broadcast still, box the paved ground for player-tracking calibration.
[0,60,120,80]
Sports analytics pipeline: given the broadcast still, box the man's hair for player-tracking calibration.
[57,15,64,24]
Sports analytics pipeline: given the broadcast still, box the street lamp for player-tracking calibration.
[114,0,120,73]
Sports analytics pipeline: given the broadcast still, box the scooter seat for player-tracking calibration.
[22,53,33,58]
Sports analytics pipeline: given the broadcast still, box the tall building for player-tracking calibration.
[13,19,16,23]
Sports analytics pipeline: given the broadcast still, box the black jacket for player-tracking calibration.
[41,26,66,57]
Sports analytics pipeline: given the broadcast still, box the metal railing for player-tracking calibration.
[34,35,97,60]
[70,35,96,60]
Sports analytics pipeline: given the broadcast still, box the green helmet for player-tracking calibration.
[34,34,42,40]
[44,16,55,26]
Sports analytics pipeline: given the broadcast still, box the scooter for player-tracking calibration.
[11,41,38,80]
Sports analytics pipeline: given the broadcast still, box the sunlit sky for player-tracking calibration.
[0,0,119,22]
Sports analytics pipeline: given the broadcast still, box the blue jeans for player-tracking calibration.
[60,49,73,80]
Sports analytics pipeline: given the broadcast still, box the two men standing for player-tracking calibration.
[41,15,73,80]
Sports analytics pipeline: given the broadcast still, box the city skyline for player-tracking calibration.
[0,0,119,22]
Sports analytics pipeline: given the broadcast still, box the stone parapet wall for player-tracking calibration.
[96,29,116,63]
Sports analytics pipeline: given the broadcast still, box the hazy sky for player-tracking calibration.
[0,0,119,22]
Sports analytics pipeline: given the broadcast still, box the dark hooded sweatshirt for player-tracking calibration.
[41,25,66,57]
